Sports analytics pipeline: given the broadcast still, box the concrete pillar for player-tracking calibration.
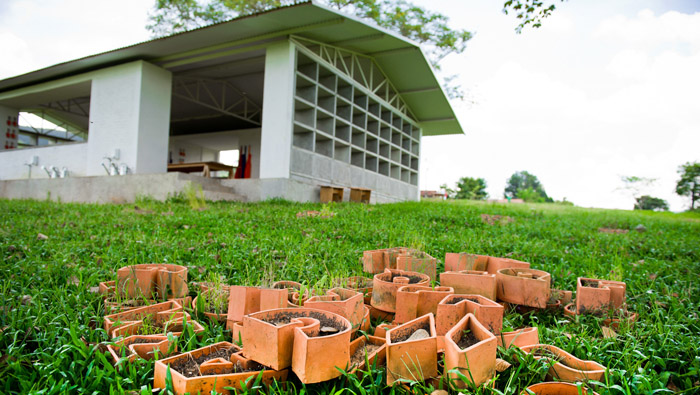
[86,61,172,176]
[0,105,19,151]
[259,40,295,179]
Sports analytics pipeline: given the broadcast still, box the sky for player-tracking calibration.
[1,0,699,211]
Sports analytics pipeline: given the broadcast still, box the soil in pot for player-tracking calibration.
[390,322,430,342]
[581,280,600,288]
[456,329,479,349]
[350,342,382,366]
[136,315,185,335]
[260,311,348,335]
[199,288,228,315]
[170,347,256,377]
[389,273,424,284]
[445,296,480,305]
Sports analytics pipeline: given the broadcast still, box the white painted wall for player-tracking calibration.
[86,61,172,176]
[259,41,295,179]
[0,142,88,179]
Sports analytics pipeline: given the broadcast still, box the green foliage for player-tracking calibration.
[455,177,488,200]
[0,198,699,393]
[675,161,700,210]
[183,181,207,211]
[634,195,669,212]
[147,0,471,98]
[502,0,565,33]
[504,170,552,202]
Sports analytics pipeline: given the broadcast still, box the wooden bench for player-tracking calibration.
[319,186,344,203]
[167,161,235,179]
[350,188,371,203]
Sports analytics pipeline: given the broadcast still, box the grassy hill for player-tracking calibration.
[0,198,698,393]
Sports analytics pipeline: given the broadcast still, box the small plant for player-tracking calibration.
[183,181,207,210]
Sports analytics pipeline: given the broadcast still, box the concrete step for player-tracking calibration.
[175,173,246,202]
[202,190,247,202]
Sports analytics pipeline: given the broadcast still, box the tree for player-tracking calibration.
[502,0,566,33]
[455,177,488,200]
[147,0,472,98]
[634,195,669,211]
[676,161,700,210]
[504,171,551,202]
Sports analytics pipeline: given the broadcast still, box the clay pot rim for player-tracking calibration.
[443,270,492,276]
[397,285,454,294]
[521,344,605,374]
[157,341,258,380]
[118,263,187,273]
[444,313,497,352]
[439,294,501,307]
[497,267,552,281]
[373,269,430,284]
[246,307,352,334]
[524,382,599,395]
[386,313,437,345]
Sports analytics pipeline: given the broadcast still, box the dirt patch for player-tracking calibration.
[260,311,347,335]
[481,214,514,226]
[350,342,382,366]
[388,273,424,284]
[456,330,479,349]
[598,227,628,234]
[581,280,599,288]
[391,322,430,343]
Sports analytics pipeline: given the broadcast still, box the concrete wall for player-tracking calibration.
[259,41,295,179]
[289,147,417,202]
[0,142,88,179]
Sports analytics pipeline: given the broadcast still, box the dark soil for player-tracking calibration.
[446,297,480,305]
[457,330,480,349]
[391,322,430,343]
[350,341,381,366]
[170,347,256,377]
[582,279,599,288]
[260,311,347,335]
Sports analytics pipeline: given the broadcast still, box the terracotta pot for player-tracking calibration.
[576,278,627,315]
[368,303,395,322]
[394,285,454,324]
[107,335,174,364]
[333,276,373,304]
[521,344,606,382]
[154,341,288,394]
[231,321,244,344]
[360,305,371,333]
[242,308,351,378]
[348,335,387,374]
[444,253,490,272]
[99,280,116,296]
[111,315,205,338]
[104,296,157,314]
[396,252,437,281]
[603,310,638,330]
[524,382,599,395]
[497,327,539,349]
[440,271,497,301]
[226,286,288,329]
[563,303,577,319]
[385,313,438,385]
[363,248,391,274]
[291,313,352,383]
[272,281,310,307]
[116,264,188,299]
[444,313,497,388]
[304,288,365,331]
[193,288,228,323]
[496,268,551,309]
[485,257,531,275]
[104,300,185,335]
[196,282,231,293]
[551,289,573,305]
[371,269,430,313]
[436,294,504,336]
[374,323,397,338]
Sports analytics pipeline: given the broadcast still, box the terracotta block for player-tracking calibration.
[226,286,288,330]
[385,313,438,385]
[496,327,539,349]
[485,257,530,274]
[576,278,627,315]
[396,252,437,281]
[526,382,599,395]
[436,294,504,335]
[291,314,352,383]
[394,285,453,324]
[304,288,365,331]
[496,268,551,308]
[116,264,188,300]
[373,322,397,338]
[154,341,288,394]
[371,269,430,313]
[521,344,605,382]
[444,313,497,388]
[362,247,411,274]
[107,335,173,364]
[444,253,489,272]
[440,270,496,300]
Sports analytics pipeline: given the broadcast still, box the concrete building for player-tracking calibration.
[0,1,463,203]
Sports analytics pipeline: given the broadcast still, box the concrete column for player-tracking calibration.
[86,61,172,176]
[259,40,295,179]
[0,105,19,151]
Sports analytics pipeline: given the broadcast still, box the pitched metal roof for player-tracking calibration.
[0,1,463,136]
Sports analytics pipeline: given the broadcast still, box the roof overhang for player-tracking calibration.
[0,1,463,136]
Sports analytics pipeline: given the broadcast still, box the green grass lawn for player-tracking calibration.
[0,198,698,394]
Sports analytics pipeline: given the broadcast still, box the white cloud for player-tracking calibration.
[595,9,700,47]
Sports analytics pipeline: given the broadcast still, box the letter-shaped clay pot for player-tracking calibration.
[444,313,497,388]
[363,249,390,274]
[603,310,638,330]
[496,268,551,309]
[154,341,288,394]
[272,281,310,307]
[444,253,490,272]
[291,312,352,383]
[371,269,430,313]
[396,252,437,281]
[497,327,539,349]
[104,300,185,335]
[485,257,531,275]
[440,271,497,301]
[373,322,397,338]
[577,278,627,315]
[242,308,350,374]
[116,264,188,299]
[155,264,189,299]
[348,335,386,374]
[107,335,173,364]
[521,344,606,382]
[193,288,228,323]
[525,382,599,395]
[385,313,438,385]
[436,294,504,336]
[333,276,373,304]
[304,288,365,331]
[394,285,454,324]
[226,286,288,329]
